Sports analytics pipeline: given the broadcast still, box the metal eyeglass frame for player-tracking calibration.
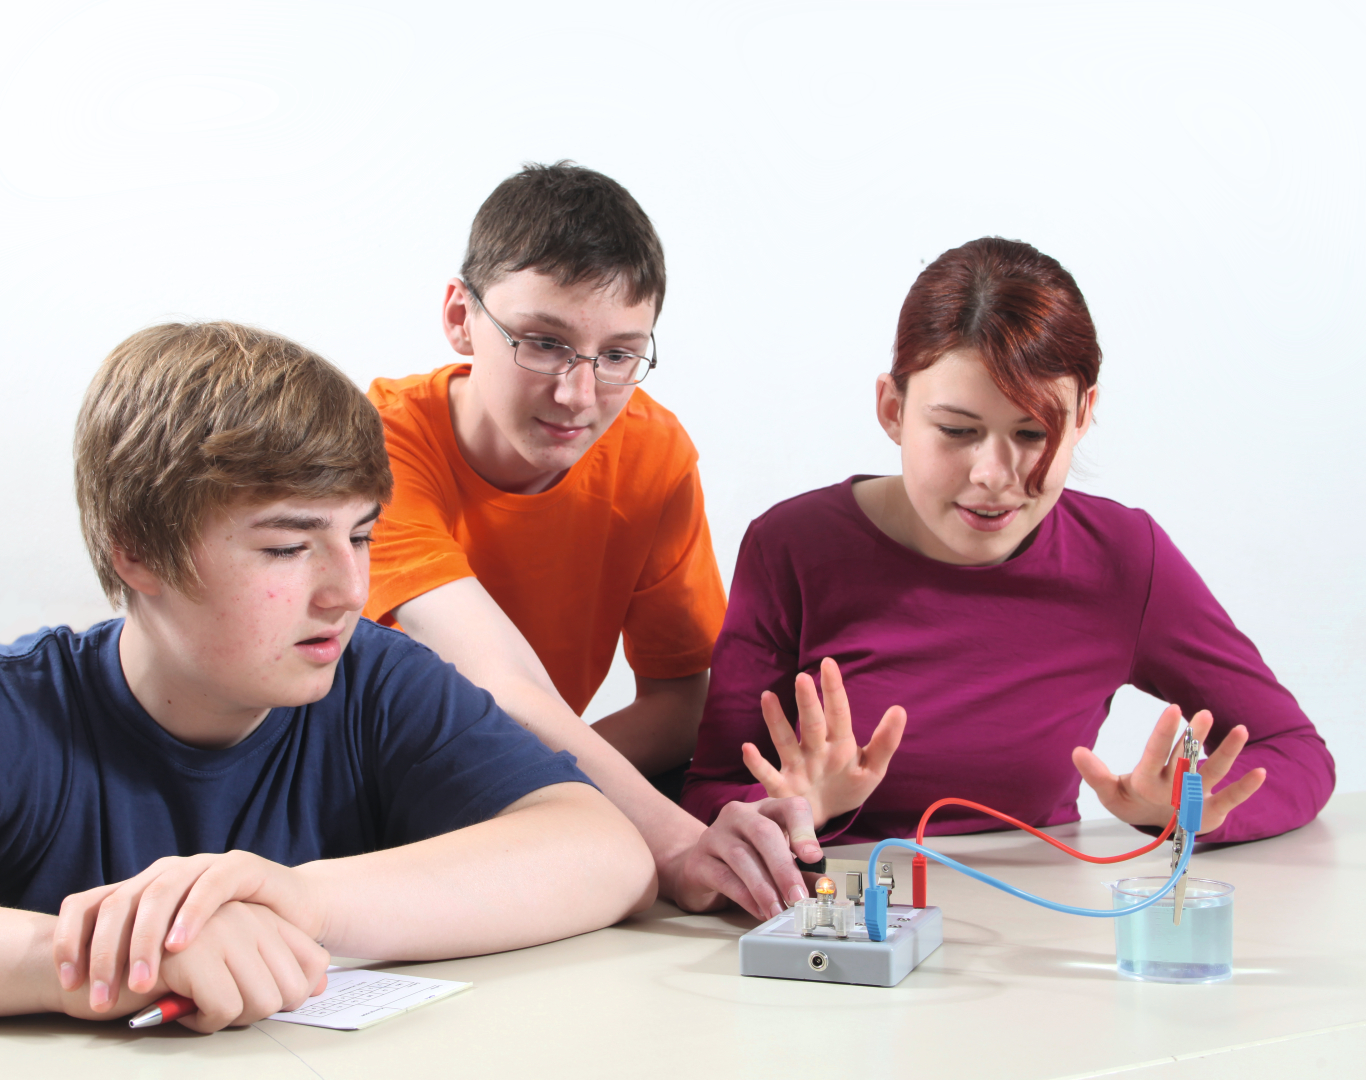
[466,284,657,386]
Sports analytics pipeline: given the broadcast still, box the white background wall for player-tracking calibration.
[1,0,1361,818]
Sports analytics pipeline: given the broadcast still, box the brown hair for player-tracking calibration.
[892,238,1102,496]
[461,161,666,312]
[75,322,393,605]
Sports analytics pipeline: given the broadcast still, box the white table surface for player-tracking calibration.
[4,792,1363,1079]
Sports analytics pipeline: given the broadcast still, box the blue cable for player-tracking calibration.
[865,833,1192,918]
[864,772,1203,939]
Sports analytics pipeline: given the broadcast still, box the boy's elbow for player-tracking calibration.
[596,797,658,917]
[626,842,659,915]
[509,782,658,924]
[498,781,655,927]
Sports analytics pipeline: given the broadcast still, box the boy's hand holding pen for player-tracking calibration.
[129,992,196,1028]
[79,901,326,1032]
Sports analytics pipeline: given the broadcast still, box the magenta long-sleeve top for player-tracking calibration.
[682,480,1334,845]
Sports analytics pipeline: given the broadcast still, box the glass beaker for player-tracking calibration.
[1107,877,1233,983]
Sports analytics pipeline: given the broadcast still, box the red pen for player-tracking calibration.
[128,992,196,1029]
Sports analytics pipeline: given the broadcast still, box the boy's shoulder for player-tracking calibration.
[0,620,119,694]
[604,387,699,479]
[0,623,121,896]
[0,621,105,658]
[337,617,448,690]
[367,365,456,423]
[334,619,504,733]
[619,385,686,431]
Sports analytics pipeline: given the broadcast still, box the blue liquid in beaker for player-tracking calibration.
[1109,877,1233,983]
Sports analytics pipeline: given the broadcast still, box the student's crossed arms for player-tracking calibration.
[51,800,820,1026]
[0,891,327,1031]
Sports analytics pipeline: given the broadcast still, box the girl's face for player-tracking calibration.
[875,349,1096,566]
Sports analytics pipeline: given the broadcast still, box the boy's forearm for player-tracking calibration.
[0,909,61,1016]
[468,673,709,889]
[591,671,707,779]
[396,583,709,891]
[679,774,769,827]
[0,908,158,1019]
[295,783,657,960]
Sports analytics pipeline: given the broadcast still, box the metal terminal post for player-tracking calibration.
[1182,726,1202,769]
[1170,825,1188,924]
[876,861,895,891]
[845,872,864,905]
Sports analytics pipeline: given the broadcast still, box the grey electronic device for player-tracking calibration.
[739,903,942,987]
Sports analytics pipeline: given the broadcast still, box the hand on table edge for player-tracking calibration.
[740,657,906,832]
[1071,703,1267,835]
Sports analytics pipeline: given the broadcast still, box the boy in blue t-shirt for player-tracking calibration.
[0,322,656,1030]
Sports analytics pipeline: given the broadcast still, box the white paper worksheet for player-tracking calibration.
[265,966,472,1031]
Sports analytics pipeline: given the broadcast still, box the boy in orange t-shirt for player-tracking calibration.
[364,163,818,920]
[367,367,720,724]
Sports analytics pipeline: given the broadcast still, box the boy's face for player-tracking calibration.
[124,495,378,738]
[444,270,658,493]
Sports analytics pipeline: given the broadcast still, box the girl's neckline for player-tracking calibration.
[838,475,1059,571]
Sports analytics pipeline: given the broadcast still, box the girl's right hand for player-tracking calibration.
[1072,703,1266,834]
[741,657,906,831]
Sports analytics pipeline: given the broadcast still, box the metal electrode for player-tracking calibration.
[1171,726,1202,925]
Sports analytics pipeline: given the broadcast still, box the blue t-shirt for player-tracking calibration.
[0,618,591,915]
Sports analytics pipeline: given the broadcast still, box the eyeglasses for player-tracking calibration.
[467,285,657,386]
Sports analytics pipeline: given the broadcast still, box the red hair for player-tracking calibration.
[892,238,1101,496]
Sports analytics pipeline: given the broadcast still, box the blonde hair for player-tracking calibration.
[75,322,393,604]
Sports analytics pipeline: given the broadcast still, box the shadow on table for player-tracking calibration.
[666,946,1007,1009]
[941,916,1007,946]
[632,909,1011,1008]
[0,1011,206,1042]
[0,1009,286,1059]
[977,942,1127,981]
[615,904,756,940]
[980,942,1364,988]
[1221,954,1365,988]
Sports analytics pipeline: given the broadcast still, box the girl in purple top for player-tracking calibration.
[683,238,1333,846]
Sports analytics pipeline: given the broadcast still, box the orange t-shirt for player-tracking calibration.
[364,364,727,716]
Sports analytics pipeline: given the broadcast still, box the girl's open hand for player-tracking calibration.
[741,657,906,831]
[1071,703,1267,834]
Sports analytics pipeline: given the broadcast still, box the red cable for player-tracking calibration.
[909,798,1177,908]
[913,797,1176,859]
[907,756,1193,908]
